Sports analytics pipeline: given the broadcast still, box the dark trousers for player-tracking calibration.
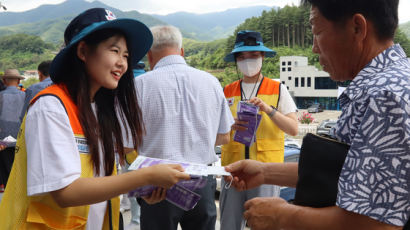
[0,147,15,187]
[140,176,216,230]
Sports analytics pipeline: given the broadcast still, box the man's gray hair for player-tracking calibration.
[150,25,183,52]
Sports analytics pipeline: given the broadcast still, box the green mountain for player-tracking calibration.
[152,6,272,41]
[0,1,272,43]
[400,21,410,38]
[0,0,164,27]
[0,18,70,44]
[0,0,166,44]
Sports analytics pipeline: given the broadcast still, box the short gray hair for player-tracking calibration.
[150,25,183,52]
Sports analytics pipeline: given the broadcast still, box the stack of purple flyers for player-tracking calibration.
[127,156,208,211]
[233,101,262,147]
[128,178,206,211]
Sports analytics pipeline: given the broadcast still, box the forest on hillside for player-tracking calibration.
[0,33,56,71]
[185,5,410,86]
[1,5,410,88]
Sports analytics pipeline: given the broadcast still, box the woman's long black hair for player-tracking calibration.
[53,29,144,176]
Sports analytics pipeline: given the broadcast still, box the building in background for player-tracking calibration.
[279,56,349,110]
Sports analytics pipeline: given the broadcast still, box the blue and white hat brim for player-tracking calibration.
[224,45,276,62]
[50,18,152,81]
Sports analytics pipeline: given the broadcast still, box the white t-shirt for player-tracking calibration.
[25,96,106,230]
[241,80,298,115]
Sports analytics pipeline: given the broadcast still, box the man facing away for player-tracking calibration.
[124,25,234,230]
[0,69,25,194]
[19,60,53,121]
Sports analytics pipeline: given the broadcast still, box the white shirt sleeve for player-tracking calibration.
[217,82,235,134]
[26,96,81,196]
[277,84,298,115]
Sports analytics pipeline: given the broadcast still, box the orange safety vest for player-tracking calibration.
[221,77,285,166]
[0,84,120,230]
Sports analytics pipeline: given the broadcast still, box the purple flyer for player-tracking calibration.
[177,177,208,190]
[238,101,259,114]
[127,156,209,210]
[233,101,261,146]
[166,184,202,211]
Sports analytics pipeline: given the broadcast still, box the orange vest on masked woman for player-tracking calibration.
[221,77,285,166]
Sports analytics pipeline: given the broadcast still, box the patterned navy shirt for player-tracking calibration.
[333,44,410,226]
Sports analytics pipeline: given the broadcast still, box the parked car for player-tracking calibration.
[284,138,301,149]
[316,119,337,137]
[307,103,324,113]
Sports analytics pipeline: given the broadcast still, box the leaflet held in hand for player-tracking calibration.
[233,101,261,146]
[128,156,231,210]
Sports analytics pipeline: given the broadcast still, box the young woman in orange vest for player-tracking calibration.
[0,8,190,230]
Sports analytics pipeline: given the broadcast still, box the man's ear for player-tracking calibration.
[147,50,153,64]
[352,13,367,42]
[180,48,185,57]
[76,41,88,62]
[147,50,155,70]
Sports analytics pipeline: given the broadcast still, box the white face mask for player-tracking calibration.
[236,57,263,77]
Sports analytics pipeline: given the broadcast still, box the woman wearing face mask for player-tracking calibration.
[219,30,298,230]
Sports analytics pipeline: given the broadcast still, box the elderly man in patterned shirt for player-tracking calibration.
[224,0,409,229]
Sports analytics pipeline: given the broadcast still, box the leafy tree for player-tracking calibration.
[394,29,410,56]
[0,34,56,70]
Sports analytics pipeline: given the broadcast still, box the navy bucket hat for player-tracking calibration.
[50,8,153,82]
[224,30,276,62]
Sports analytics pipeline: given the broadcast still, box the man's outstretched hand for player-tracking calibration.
[224,160,265,191]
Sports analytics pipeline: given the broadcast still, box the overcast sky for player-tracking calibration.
[1,0,410,23]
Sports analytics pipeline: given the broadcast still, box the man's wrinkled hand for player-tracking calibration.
[244,197,288,230]
[224,160,265,191]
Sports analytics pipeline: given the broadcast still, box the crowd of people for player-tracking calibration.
[0,0,408,230]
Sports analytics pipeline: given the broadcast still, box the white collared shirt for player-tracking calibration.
[127,55,234,164]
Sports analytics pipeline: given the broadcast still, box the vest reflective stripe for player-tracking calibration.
[0,84,120,230]
[221,78,285,166]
